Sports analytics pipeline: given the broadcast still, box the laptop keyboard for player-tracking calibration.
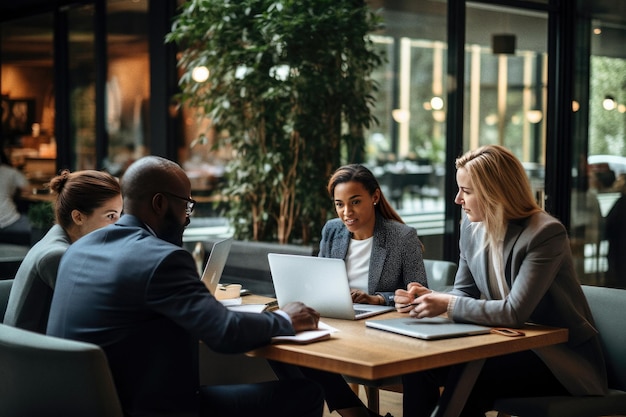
[354,308,369,316]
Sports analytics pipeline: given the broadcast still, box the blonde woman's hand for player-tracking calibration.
[408,292,451,319]
[394,282,433,313]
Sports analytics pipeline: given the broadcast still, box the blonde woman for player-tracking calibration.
[394,145,607,417]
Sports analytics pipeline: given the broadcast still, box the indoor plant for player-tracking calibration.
[27,201,55,244]
[167,0,384,244]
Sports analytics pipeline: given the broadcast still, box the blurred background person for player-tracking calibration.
[605,173,626,289]
[0,148,31,245]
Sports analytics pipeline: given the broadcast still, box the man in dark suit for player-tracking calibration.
[47,156,324,417]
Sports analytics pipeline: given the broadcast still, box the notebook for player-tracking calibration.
[365,316,491,340]
[200,237,234,295]
[267,253,395,320]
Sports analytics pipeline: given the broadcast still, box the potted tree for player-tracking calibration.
[166,0,384,244]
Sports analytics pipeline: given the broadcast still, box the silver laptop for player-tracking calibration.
[267,253,395,320]
[365,316,491,340]
[200,237,234,295]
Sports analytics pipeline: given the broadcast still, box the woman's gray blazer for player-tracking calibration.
[4,224,70,333]
[318,215,427,305]
[449,212,608,396]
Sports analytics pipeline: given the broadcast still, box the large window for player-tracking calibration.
[571,13,626,288]
[68,4,97,170]
[2,0,626,286]
[104,0,150,176]
[1,13,55,188]
[464,4,548,203]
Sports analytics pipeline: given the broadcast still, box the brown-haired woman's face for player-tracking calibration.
[78,195,123,237]
[333,180,378,240]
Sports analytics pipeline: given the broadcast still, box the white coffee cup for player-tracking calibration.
[215,283,242,300]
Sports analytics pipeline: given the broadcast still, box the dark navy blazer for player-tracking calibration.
[47,215,294,416]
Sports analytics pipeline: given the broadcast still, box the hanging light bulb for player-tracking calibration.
[430,96,444,111]
[392,109,410,123]
[603,95,617,111]
[526,110,543,124]
[191,66,210,83]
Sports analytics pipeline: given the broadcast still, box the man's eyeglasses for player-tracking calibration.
[161,192,196,215]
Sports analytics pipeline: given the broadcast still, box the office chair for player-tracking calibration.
[0,323,123,417]
[345,259,458,413]
[0,278,13,321]
[494,285,626,417]
[423,259,457,292]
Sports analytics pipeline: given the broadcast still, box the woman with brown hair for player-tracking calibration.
[320,163,427,306]
[277,163,427,417]
[4,169,122,333]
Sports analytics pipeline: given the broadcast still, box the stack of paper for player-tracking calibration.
[271,321,337,344]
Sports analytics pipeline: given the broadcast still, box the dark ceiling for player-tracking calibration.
[1,0,625,66]
[1,0,625,22]
[2,0,625,23]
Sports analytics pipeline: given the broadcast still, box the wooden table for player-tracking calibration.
[247,310,568,417]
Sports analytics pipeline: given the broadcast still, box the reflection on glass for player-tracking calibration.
[69,5,96,170]
[104,0,150,177]
[368,35,394,163]
[465,4,547,205]
[1,13,55,187]
[360,3,448,258]
[366,10,447,222]
[571,13,626,287]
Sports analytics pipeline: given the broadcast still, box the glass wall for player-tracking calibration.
[69,4,97,170]
[362,2,549,258]
[464,4,548,204]
[363,2,448,258]
[2,0,626,286]
[1,12,55,188]
[104,0,150,176]
[572,8,626,288]
[0,1,150,175]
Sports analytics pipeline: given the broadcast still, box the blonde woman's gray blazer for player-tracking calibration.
[449,212,608,396]
[318,215,427,305]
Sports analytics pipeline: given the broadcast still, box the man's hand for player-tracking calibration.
[280,302,320,332]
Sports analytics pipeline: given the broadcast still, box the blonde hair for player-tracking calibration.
[455,145,542,249]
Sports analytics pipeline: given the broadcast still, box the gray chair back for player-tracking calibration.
[0,279,13,322]
[582,285,626,390]
[424,259,457,292]
[0,323,123,417]
[494,285,626,417]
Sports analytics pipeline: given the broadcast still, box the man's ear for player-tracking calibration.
[151,192,167,215]
[70,209,83,226]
